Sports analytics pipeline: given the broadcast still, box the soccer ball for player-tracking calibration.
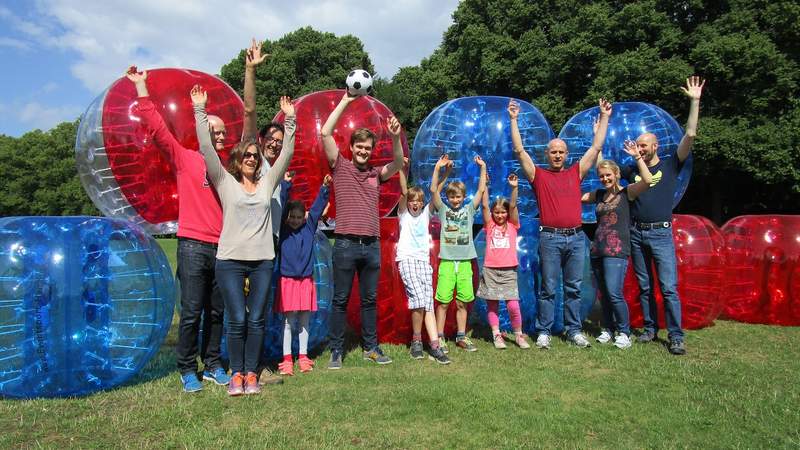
[345,69,373,96]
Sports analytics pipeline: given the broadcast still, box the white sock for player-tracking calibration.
[283,312,297,357]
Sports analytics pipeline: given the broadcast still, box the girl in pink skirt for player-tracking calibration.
[275,175,331,375]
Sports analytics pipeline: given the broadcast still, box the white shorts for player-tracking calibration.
[397,259,434,312]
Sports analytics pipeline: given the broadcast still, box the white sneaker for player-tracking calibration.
[571,333,591,348]
[614,334,632,349]
[535,334,551,349]
[596,329,613,344]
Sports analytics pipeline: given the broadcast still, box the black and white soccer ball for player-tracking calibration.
[345,69,373,96]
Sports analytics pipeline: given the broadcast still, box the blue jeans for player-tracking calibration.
[591,257,631,336]
[215,259,273,374]
[175,238,224,374]
[328,238,381,352]
[536,230,586,337]
[629,226,684,340]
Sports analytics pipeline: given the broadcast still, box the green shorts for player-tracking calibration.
[435,260,474,304]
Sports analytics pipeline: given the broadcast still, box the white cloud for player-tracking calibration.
[0,37,31,50]
[26,0,458,93]
[17,101,82,131]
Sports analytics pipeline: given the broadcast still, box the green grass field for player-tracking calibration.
[1,240,798,448]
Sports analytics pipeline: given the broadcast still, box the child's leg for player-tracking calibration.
[435,302,449,336]
[424,309,439,348]
[455,300,468,333]
[434,260,457,338]
[297,311,311,356]
[411,308,425,342]
[283,312,297,360]
[507,300,523,334]
[486,300,501,336]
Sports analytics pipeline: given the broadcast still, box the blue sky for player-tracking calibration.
[0,0,459,137]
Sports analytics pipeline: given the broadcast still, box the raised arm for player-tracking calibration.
[242,38,268,142]
[579,98,612,180]
[380,116,405,181]
[508,100,536,182]
[508,173,519,226]
[623,140,653,200]
[429,154,452,212]
[481,185,492,225]
[279,171,293,215]
[320,93,357,168]
[191,85,225,187]
[263,96,296,190]
[471,156,487,209]
[398,157,409,214]
[676,76,705,162]
[309,174,332,227]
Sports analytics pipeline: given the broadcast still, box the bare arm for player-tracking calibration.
[429,154,452,212]
[242,38,268,142]
[380,116,404,181]
[397,157,409,214]
[263,96,296,191]
[508,100,536,182]
[580,98,612,180]
[321,93,357,168]
[191,85,225,187]
[676,76,705,162]
[580,191,597,204]
[508,173,519,226]
[481,185,491,225]
[623,140,653,200]
[471,156,487,210]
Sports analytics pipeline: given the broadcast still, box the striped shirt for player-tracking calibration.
[332,153,382,237]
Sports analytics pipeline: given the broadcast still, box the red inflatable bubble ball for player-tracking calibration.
[75,68,244,234]
[721,215,800,326]
[623,215,726,330]
[272,90,408,218]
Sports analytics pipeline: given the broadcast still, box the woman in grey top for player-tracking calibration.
[192,85,295,396]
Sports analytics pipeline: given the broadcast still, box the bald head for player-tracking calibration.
[636,132,659,164]
[546,138,568,170]
[207,115,227,152]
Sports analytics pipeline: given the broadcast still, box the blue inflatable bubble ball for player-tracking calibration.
[0,217,174,398]
[473,223,596,336]
[558,102,692,223]
[261,230,333,361]
[410,96,554,224]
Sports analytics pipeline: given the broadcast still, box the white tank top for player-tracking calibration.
[396,205,432,262]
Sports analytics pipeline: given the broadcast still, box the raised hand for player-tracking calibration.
[341,91,358,104]
[245,38,269,68]
[387,116,402,137]
[507,100,520,120]
[474,155,486,167]
[681,76,705,100]
[435,154,450,168]
[623,139,640,159]
[598,98,612,116]
[190,84,207,107]
[508,173,519,187]
[284,170,295,183]
[322,174,332,187]
[279,96,295,116]
[125,65,147,84]
[402,156,410,172]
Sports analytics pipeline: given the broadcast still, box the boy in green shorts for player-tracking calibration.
[430,154,487,352]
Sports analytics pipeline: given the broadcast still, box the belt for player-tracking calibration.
[539,226,581,235]
[178,237,218,248]
[633,221,672,230]
[335,234,378,244]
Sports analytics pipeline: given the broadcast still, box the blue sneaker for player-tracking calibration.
[181,372,202,393]
[202,367,231,386]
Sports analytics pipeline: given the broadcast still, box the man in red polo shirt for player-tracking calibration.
[509,98,612,349]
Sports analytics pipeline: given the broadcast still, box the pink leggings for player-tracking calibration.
[487,300,522,331]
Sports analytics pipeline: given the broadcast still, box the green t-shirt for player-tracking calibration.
[437,203,477,260]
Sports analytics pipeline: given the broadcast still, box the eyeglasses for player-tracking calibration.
[242,152,259,160]
[264,137,283,146]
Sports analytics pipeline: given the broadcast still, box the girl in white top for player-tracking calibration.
[396,158,450,364]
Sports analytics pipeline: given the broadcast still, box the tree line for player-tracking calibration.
[2,0,798,223]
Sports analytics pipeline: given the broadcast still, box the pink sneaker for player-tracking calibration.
[298,356,315,373]
[244,372,260,395]
[228,372,244,396]
[278,360,294,376]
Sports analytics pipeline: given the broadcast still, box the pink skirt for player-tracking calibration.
[274,276,317,312]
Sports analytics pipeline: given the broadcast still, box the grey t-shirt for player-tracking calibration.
[194,104,295,261]
[437,203,477,260]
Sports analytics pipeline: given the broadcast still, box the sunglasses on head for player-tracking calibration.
[242,151,259,160]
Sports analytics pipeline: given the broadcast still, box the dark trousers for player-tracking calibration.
[328,238,381,352]
[175,238,224,374]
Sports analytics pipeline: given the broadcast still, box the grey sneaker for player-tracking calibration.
[571,333,591,348]
[410,341,425,360]
[363,347,393,365]
[428,348,451,365]
[637,330,657,343]
[258,367,285,385]
[456,336,477,352]
[535,334,551,349]
[668,339,686,355]
[328,351,343,370]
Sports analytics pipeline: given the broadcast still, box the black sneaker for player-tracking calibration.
[668,339,686,355]
[363,347,393,365]
[410,341,424,360]
[637,330,657,343]
[328,350,343,370]
[428,348,451,365]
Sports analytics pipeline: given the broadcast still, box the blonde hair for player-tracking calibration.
[597,159,620,179]
[407,186,425,202]
[445,181,466,197]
